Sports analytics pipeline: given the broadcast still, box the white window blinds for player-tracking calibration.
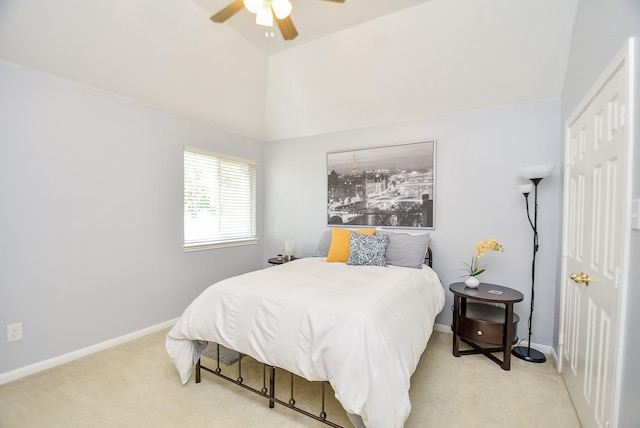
[184,147,257,250]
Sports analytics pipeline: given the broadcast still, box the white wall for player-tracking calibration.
[262,0,574,350]
[0,0,576,382]
[263,99,562,344]
[560,0,640,425]
[0,0,271,376]
[0,62,265,375]
[265,0,577,140]
[0,0,269,140]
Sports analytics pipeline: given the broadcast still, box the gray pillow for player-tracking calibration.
[312,229,332,257]
[346,232,389,267]
[375,231,430,269]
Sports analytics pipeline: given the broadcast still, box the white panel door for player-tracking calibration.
[559,42,632,428]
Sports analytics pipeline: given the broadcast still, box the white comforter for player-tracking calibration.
[166,257,445,428]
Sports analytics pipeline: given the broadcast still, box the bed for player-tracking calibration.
[166,229,445,428]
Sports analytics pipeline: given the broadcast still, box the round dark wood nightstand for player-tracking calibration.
[268,256,296,265]
[449,282,524,370]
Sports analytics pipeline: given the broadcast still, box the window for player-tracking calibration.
[184,146,257,251]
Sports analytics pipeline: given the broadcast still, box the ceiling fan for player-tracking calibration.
[210,0,346,41]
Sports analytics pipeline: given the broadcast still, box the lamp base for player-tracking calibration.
[511,346,546,363]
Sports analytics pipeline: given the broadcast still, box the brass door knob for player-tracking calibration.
[570,272,590,286]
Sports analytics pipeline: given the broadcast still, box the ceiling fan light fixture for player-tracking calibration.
[256,1,274,27]
[271,0,292,19]
[244,0,262,14]
[211,0,341,41]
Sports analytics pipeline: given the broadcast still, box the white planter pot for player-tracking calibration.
[464,276,480,288]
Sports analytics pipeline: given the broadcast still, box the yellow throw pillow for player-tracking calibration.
[326,227,376,262]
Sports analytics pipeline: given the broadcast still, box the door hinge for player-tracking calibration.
[615,267,621,289]
[620,105,626,128]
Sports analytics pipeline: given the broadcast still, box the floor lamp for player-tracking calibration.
[512,164,554,363]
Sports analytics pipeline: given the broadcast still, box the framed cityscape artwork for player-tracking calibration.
[326,141,436,229]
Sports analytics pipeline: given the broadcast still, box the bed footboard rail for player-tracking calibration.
[196,344,343,428]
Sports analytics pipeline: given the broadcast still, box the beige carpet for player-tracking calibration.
[0,328,580,428]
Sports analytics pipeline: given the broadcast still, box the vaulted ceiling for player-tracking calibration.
[0,0,579,140]
[191,0,433,54]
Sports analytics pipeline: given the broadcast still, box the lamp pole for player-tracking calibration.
[512,164,553,363]
[512,179,546,363]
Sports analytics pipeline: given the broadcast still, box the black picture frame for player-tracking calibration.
[326,141,436,229]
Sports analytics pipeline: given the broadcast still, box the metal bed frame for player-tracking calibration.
[194,248,433,427]
[196,346,343,427]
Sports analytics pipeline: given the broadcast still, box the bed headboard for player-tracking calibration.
[425,247,433,268]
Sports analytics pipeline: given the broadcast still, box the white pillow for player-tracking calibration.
[312,229,332,257]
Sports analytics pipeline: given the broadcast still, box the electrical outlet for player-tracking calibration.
[7,323,23,343]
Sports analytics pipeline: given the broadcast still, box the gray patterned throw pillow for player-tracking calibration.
[346,231,389,267]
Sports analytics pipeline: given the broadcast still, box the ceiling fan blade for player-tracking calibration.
[276,16,299,40]
[210,0,244,23]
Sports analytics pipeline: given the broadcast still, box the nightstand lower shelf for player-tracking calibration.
[453,303,520,347]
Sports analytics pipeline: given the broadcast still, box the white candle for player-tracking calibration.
[284,241,295,256]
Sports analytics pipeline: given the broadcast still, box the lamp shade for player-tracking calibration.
[271,0,292,19]
[256,2,274,26]
[519,183,534,194]
[520,164,555,180]
[244,0,261,14]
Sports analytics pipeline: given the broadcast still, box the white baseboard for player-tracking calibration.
[549,345,560,370]
[434,322,452,334]
[1,320,555,386]
[0,318,177,386]
[433,322,554,356]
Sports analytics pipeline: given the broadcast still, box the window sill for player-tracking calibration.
[184,238,259,253]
